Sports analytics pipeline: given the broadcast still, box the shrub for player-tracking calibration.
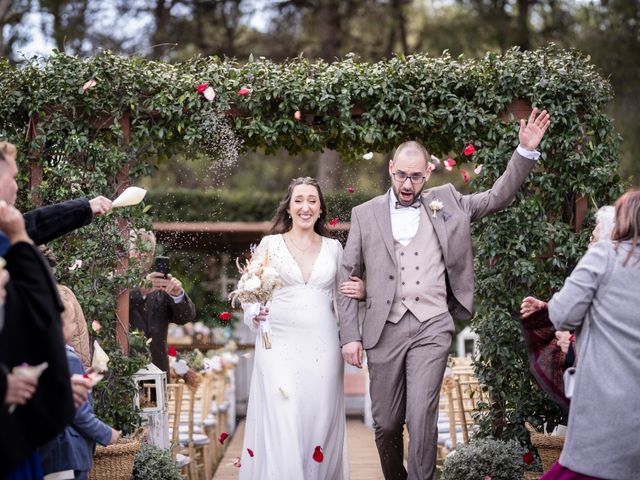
[132,443,182,480]
[441,438,528,480]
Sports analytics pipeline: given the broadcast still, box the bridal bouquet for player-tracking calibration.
[229,246,280,349]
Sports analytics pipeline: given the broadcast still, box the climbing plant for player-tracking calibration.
[0,45,622,442]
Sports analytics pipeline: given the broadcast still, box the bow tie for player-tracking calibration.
[395,199,421,209]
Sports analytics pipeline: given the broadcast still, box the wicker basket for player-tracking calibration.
[89,438,141,480]
[529,429,565,473]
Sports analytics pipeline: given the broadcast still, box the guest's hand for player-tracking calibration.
[110,428,121,444]
[253,306,269,328]
[340,276,366,300]
[70,374,92,408]
[0,201,31,245]
[4,373,37,406]
[89,196,112,216]
[520,296,547,319]
[143,272,184,297]
[342,341,364,369]
[555,331,572,354]
[519,108,551,151]
[0,268,9,304]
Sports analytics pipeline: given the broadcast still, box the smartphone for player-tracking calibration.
[154,256,170,278]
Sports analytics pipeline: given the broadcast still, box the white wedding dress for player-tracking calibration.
[239,234,349,480]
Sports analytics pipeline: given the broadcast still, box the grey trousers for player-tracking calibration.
[367,310,454,480]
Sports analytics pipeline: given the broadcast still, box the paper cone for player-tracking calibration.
[92,340,110,373]
[112,186,147,208]
[9,362,48,413]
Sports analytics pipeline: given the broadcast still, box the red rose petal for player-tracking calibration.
[247,448,254,457]
[83,373,90,379]
[523,451,535,465]
[168,346,177,357]
[463,143,476,156]
[347,186,354,193]
[238,87,251,96]
[313,445,324,463]
[218,432,229,444]
[461,169,469,183]
[328,217,339,227]
[196,82,209,94]
[219,311,232,321]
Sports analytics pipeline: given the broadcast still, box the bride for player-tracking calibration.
[239,177,356,480]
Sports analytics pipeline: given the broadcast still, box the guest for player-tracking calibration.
[129,230,195,372]
[0,140,113,251]
[0,201,73,478]
[39,295,120,480]
[541,191,640,480]
[520,205,614,412]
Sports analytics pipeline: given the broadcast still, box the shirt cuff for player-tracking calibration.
[170,292,185,304]
[517,144,541,161]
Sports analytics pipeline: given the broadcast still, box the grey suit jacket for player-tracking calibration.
[337,150,535,349]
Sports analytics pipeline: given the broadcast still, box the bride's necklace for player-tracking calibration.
[286,234,317,254]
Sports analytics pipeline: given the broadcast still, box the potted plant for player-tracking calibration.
[441,438,537,480]
[132,443,182,480]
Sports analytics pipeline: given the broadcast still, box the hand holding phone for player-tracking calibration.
[154,256,170,278]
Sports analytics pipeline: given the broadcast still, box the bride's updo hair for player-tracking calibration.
[269,177,330,237]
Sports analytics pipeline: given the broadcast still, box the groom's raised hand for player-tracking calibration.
[519,108,551,151]
[342,341,363,369]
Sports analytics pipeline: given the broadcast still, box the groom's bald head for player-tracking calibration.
[392,141,430,168]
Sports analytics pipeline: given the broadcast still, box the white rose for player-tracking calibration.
[244,276,262,291]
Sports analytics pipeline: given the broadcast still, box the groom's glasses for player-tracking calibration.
[392,171,427,185]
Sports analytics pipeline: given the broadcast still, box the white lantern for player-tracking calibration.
[133,363,168,448]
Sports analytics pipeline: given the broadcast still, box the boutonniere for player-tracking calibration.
[429,200,444,218]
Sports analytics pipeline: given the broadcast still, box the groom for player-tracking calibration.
[337,108,550,479]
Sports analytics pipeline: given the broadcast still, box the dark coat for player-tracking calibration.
[0,242,74,475]
[40,346,112,475]
[24,197,93,246]
[130,289,196,372]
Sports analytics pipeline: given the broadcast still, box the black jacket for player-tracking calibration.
[24,197,93,246]
[0,242,74,474]
[130,289,196,372]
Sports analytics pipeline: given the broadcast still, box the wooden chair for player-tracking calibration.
[178,379,213,480]
[167,382,191,475]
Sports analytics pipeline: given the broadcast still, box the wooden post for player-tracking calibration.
[26,116,43,207]
[115,113,131,354]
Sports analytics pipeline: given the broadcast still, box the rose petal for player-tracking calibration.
[474,164,483,175]
[363,152,373,160]
[294,110,302,121]
[82,79,96,92]
[313,446,324,463]
[196,82,209,94]
[228,457,241,467]
[461,169,469,183]
[445,158,456,167]
[463,143,476,156]
[347,186,354,193]
[484,476,492,480]
[328,217,339,227]
[219,311,232,321]
[523,451,535,465]
[168,346,177,357]
[247,448,254,457]
[241,352,252,359]
[219,432,229,444]
[203,86,216,102]
[238,87,251,96]
[91,320,102,332]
